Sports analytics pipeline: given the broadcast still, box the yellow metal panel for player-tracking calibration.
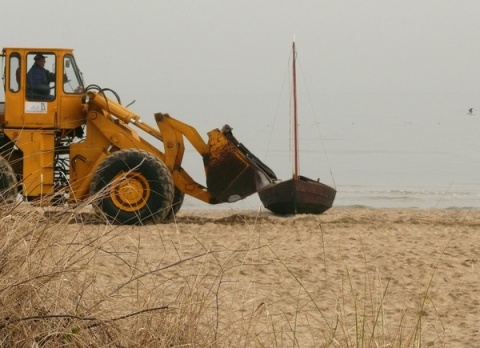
[69,142,107,201]
[3,129,55,197]
[57,94,85,129]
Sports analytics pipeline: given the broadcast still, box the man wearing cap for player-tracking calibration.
[26,53,56,101]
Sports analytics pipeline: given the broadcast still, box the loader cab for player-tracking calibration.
[1,48,85,130]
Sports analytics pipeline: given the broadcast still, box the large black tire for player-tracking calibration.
[89,149,174,225]
[0,156,18,204]
[163,186,185,222]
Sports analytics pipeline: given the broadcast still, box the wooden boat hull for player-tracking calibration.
[258,176,336,215]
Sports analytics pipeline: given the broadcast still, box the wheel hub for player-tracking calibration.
[110,172,151,211]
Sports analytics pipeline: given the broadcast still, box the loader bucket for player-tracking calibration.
[204,125,277,203]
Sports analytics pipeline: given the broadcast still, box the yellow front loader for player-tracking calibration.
[0,47,276,224]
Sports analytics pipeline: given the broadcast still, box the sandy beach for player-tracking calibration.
[42,206,477,347]
[3,204,480,346]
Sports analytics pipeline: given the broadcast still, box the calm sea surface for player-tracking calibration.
[181,98,480,211]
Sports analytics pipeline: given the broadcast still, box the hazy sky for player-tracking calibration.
[3,1,480,206]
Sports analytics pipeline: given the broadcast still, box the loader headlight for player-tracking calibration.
[81,94,90,104]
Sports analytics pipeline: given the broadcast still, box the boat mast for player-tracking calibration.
[292,40,299,180]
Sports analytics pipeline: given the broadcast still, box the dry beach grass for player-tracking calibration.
[0,202,479,347]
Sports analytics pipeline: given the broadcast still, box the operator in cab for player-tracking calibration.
[26,53,55,101]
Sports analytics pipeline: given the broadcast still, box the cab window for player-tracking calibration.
[26,52,56,101]
[9,53,20,93]
[63,54,84,94]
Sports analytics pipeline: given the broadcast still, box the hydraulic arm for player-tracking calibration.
[70,91,276,205]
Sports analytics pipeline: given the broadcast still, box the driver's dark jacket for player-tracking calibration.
[26,64,55,100]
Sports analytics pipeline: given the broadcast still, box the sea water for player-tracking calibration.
[179,95,480,211]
